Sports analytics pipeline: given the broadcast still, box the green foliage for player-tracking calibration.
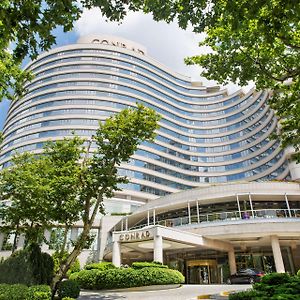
[57,280,80,300]
[297,269,300,277]
[73,267,184,290]
[84,262,116,271]
[131,261,168,269]
[0,284,28,300]
[0,284,51,300]
[25,285,51,300]
[52,252,80,277]
[229,273,300,300]
[0,245,54,286]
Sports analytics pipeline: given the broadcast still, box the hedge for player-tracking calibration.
[57,280,80,299]
[0,244,54,285]
[229,273,300,300]
[0,284,51,300]
[84,262,115,271]
[131,261,168,269]
[70,266,184,290]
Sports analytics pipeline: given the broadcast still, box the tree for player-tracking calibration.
[2,1,299,162]
[0,104,160,297]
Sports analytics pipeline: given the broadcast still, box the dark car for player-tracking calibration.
[227,268,265,284]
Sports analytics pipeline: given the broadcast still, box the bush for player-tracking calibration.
[0,284,28,300]
[0,244,54,285]
[57,280,80,299]
[84,262,115,271]
[25,285,51,300]
[73,266,184,290]
[70,269,99,290]
[229,273,300,300]
[297,269,300,276]
[131,261,168,269]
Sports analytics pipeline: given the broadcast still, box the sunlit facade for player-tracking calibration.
[1,36,300,277]
[0,35,294,206]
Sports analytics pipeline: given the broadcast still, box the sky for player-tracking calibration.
[0,8,250,130]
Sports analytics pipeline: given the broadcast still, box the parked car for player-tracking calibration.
[227,268,265,284]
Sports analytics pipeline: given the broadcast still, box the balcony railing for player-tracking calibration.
[130,208,300,231]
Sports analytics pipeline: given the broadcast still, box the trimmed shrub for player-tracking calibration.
[57,280,80,299]
[70,269,99,289]
[84,262,115,271]
[0,244,54,286]
[229,273,300,300]
[73,266,184,290]
[0,284,28,300]
[229,289,266,300]
[25,285,51,300]
[131,261,168,269]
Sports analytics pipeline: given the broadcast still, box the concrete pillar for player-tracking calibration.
[41,230,51,251]
[248,193,254,218]
[271,235,285,273]
[153,209,156,225]
[147,210,150,226]
[154,234,163,263]
[0,232,4,251]
[236,194,241,219]
[187,202,191,224]
[228,249,237,274]
[17,234,25,250]
[284,193,292,217]
[196,201,200,223]
[112,241,121,267]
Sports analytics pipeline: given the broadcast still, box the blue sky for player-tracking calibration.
[0,8,249,130]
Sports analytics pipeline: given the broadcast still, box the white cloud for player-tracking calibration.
[74,9,254,94]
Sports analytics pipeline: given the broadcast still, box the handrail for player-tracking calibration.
[129,208,300,231]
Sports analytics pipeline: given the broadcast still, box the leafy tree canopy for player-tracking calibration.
[1,0,300,160]
[0,104,160,296]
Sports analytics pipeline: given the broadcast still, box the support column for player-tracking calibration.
[271,235,285,273]
[147,210,150,226]
[187,202,191,224]
[41,230,51,252]
[17,234,25,250]
[248,193,254,218]
[285,193,292,217]
[70,227,78,242]
[153,234,163,263]
[125,218,128,231]
[0,232,4,251]
[236,194,241,219]
[228,249,237,275]
[196,201,200,223]
[153,209,156,225]
[112,241,121,267]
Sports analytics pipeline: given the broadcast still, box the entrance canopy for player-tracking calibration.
[111,225,237,274]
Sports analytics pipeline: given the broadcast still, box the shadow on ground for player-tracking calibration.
[78,293,126,300]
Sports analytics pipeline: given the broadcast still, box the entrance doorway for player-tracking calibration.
[187,260,218,284]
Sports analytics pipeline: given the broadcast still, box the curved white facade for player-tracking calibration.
[107,182,300,282]
[0,35,292,209]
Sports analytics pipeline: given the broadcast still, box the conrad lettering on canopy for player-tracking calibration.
[119,230,151,242]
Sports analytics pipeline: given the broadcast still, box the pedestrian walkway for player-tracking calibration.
[78,284,251,300]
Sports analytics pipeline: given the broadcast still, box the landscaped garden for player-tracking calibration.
[229,272,300,300]
[0,245,184,300]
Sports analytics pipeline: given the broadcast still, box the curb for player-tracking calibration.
[197,290,232,299]
[82,284,182,293]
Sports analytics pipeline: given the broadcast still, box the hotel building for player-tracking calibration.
[0,35,299,283]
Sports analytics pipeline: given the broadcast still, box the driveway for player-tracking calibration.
[78,284,252,300]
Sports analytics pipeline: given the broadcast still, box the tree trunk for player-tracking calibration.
[51,224,91,299]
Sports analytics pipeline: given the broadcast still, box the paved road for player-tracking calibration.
[78,284,252,300]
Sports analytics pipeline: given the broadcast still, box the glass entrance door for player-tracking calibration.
[187,260,218,284]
